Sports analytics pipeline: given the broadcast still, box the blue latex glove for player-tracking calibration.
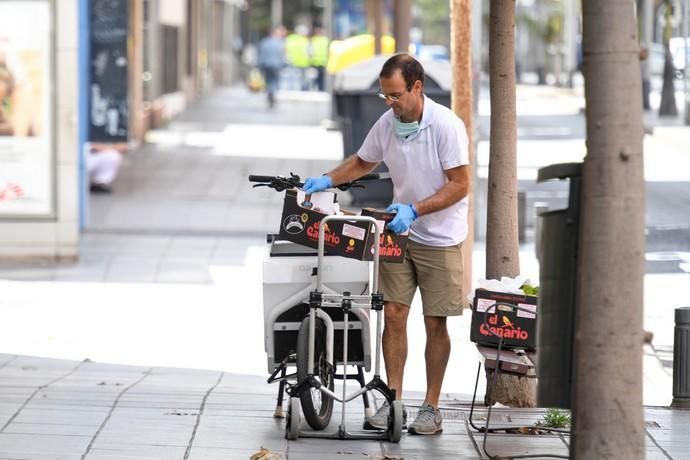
[386,203,418,234]
[302,175,333,194]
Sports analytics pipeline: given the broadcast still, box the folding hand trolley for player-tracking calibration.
[251,174,403,442]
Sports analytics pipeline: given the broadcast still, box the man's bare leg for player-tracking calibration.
[382,301,409,400]
[423,315,450,407]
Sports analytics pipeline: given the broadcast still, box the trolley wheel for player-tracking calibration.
[296,316,334,430]
[387,400,403,443]
[285,397,300,440]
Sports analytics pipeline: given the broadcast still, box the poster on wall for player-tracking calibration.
[0,0,53,217]
[89,0,128,142]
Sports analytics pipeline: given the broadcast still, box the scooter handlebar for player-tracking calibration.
[248,175,275,183]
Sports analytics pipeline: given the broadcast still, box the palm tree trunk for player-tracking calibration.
[573,0,646,457]
[450,0,475,313]
[486,0,536,408]
[659,45,678,116]
[487,1,518,280]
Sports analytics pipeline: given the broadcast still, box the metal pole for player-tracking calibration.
[271,0,282,28]
[672,307,690,408]
[324,0,335,118]
[78,0,90,229]
[683,0,690,126]
[562,0,577,87]
[641,0,655,111]
[372,0,383,55]
[324,0,334,41]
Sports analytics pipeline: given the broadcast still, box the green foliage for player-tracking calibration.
[537,408,571,428]
[415,0,448,18]
[248,0,271,37]
[516,14,543,37]
[414,0,450,46]
[663,0,674,44]
[544,12,563,44]
[520,284,539,297]
[516,5,564,45]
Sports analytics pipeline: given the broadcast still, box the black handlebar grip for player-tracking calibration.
[248,175,274,183]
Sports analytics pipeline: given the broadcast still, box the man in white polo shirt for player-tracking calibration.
[303,53,470,435]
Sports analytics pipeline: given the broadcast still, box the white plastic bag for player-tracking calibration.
[467,275,532,305]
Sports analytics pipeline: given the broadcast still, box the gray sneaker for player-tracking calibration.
[408,403,443,435]
[363,401,407,430]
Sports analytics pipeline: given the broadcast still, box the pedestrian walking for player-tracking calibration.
[302,54,470,436]
[258,25,287,108]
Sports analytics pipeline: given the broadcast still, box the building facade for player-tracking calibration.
[0,0,244,259]
[0,0,80,259]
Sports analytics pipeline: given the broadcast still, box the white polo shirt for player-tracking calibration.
[357,95,470,247]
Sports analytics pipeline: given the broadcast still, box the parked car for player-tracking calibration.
[415,45,449,62]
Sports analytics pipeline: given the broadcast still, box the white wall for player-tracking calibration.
[159,0,186,27]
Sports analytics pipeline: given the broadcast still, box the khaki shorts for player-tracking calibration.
[378,240,464,316]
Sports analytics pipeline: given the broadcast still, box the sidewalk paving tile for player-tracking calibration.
[0,432,91,454]
[0,455,81,460]
[187,446,285,460]
[2,422,98,436]
[471,432,570,459]
[85,443,186,458]
[384,433,483,460]
[9,408,114,426]
[164,237,217,259]
[286,438,386,458]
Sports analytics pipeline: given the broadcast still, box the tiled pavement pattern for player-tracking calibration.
[1,354,688,459]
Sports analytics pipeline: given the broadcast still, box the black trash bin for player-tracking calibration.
[332,56,452,207]
[535,162,582,409]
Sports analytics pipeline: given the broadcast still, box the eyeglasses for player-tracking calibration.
[377,85,412,103]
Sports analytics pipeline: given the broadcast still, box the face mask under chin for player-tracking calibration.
[393,116,420,138]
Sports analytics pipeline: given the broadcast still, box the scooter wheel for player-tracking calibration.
[387,400,403,443]
[285,397,301,440]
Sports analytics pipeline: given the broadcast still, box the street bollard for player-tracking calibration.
[672,307,690,409]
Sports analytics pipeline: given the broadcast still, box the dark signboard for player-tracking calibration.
[470,290,538,350]
[89,0,128,142]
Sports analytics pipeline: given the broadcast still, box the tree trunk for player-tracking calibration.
[449,0,475,311]
[487,0,519,281]
[659,0,678,116]
[486,0,536,408]
[367,0,384,55]
[393,0,411,53]
[574,1,646,458]
[659,45,678,116]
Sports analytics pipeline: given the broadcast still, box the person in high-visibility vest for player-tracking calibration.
[285,25,310,90]
[310,27,329,91]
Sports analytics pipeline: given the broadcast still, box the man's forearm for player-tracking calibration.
[414,182,468,216]
[414,166,470,217]
[327,155,378,186]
